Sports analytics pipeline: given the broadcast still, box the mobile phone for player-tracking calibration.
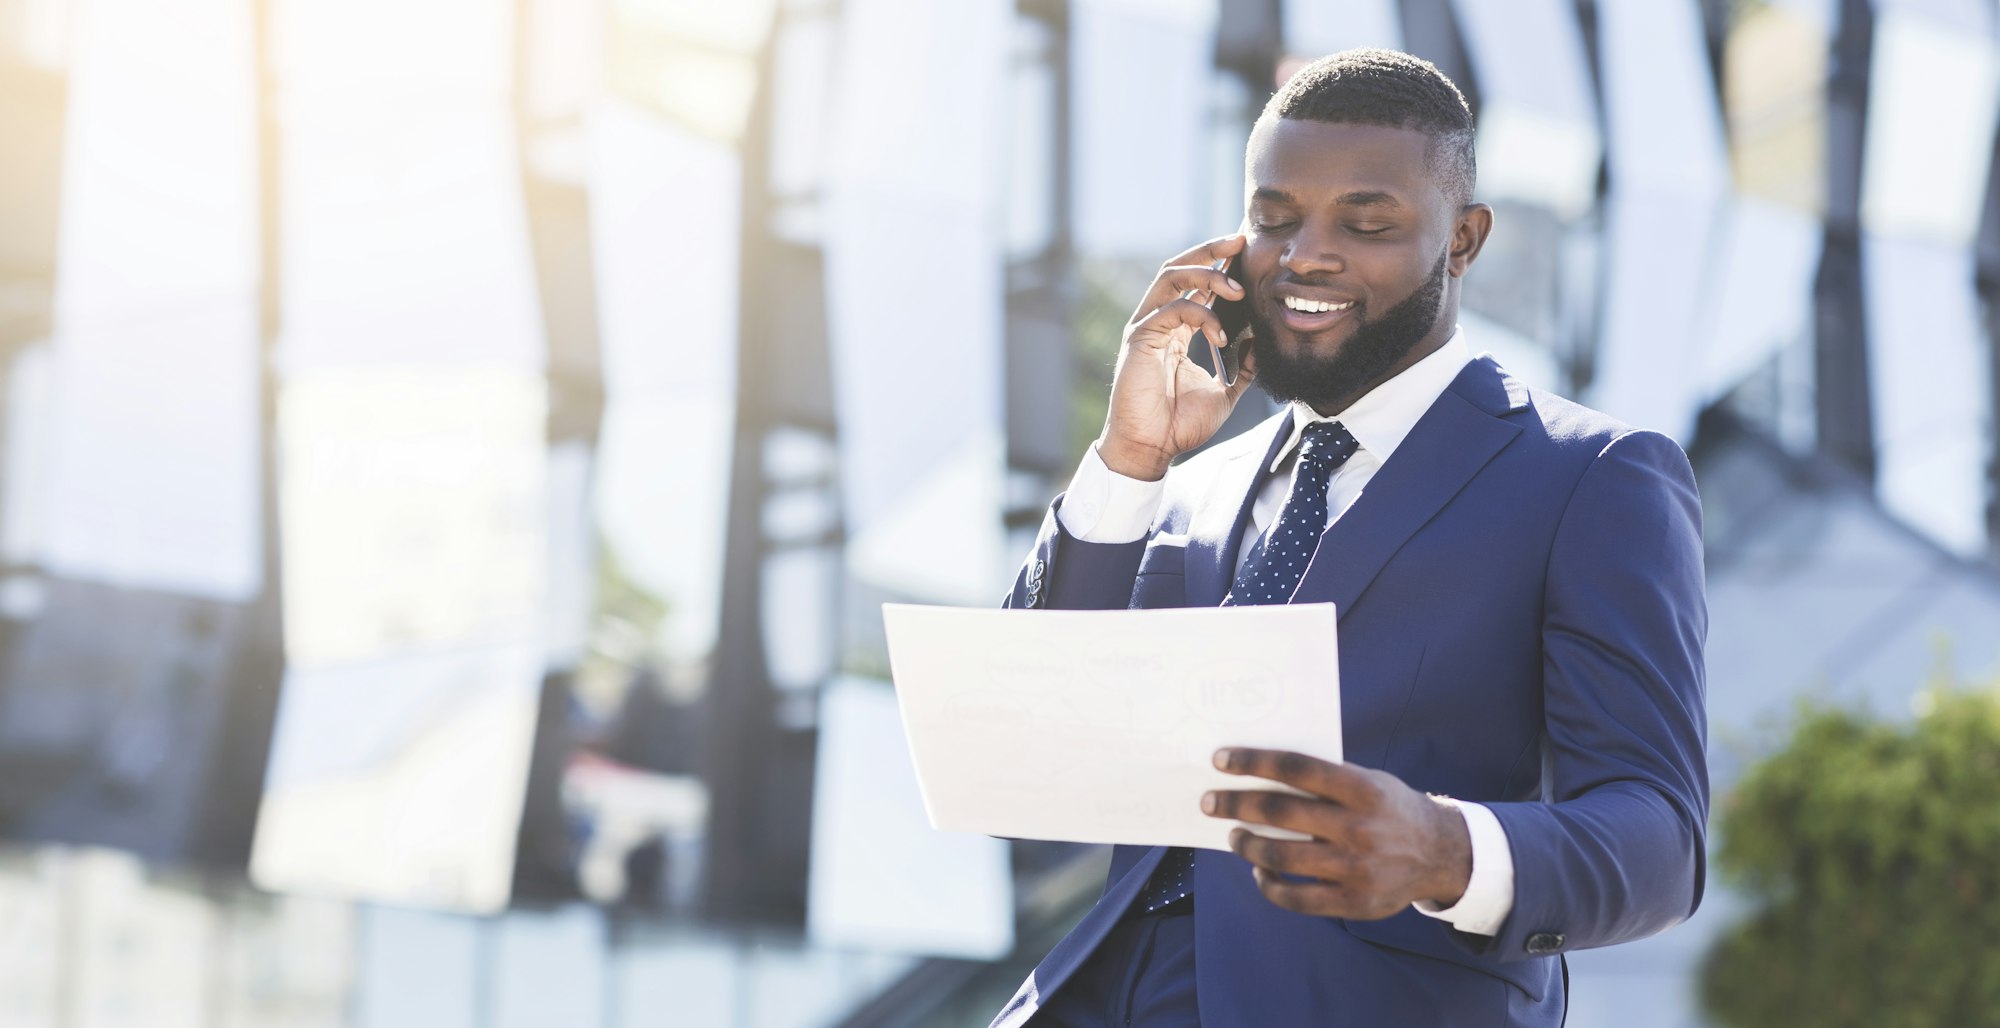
[1186,256,1252,387]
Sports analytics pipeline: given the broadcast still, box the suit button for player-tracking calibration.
[1525,931,1565,955]
[1026,560,1047,608]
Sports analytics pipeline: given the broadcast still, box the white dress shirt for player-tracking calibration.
[1056,329,1516,937]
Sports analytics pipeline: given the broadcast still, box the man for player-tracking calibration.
[991,49,1708,1027]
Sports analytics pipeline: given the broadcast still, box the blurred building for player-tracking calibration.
[0,0,1997,1025]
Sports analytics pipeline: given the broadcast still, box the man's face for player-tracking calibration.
[1238,118,1472,413]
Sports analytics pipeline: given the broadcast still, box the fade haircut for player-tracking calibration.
[1260,48,1477,209]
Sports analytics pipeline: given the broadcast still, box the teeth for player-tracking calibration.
[1283,296,1354,314]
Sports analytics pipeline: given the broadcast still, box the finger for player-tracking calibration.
[1251,867,1404,921]
[1128,299,1228,359]
[1224,337,1259,401]
[1229,828,1358,882]
[1194,329,1231,387]
[1133,264,1246,324]
[1250,867,1347,917]
[1165,329,1194,385]
[1215,748,1383,809]
[1159,232,1247,272]
[1203,787,1340,838]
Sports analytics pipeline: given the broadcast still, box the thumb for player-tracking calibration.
[1225,340,1259,403]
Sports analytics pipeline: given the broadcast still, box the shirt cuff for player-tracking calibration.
[1412,799,1515,938]
[1054,443,1166,544]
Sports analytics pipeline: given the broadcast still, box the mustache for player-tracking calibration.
[1266,245,1451,298]
[1267,272,1346,293]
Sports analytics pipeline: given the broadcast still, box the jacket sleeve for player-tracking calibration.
[1001,494,1147,611]
[1475,429,1710,961]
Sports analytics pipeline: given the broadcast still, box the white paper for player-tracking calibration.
[882,603,1342,851]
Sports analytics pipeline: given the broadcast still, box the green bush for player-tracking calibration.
[1699,686,2000,1027]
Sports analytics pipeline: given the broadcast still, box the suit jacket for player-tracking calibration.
[990,356,1709,1028]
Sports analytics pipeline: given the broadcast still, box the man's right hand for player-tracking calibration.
[1097,233,1260,481]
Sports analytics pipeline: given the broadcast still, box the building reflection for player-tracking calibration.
[1,0,1999,1025]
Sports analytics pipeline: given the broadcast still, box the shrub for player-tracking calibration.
[1699,686,2000,1027]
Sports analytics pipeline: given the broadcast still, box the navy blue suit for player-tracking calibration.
[992,356,1708,1027]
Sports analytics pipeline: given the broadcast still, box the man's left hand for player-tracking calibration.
[1202,748,1473,921]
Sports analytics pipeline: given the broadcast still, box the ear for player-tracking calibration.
[1447,203,1493,278]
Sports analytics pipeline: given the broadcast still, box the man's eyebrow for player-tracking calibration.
[1249,187,1405,210]
[1336,191,1402,209]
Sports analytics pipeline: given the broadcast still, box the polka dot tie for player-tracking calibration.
[1136,420,1361,914]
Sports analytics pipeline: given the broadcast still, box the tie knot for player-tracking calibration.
[1299,421,1359,469]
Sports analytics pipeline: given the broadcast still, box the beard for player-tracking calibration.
[1247,247,1450,412]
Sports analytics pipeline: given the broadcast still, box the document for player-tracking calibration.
[882,603,1342,851]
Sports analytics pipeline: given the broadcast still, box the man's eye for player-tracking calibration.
[1350,225,1393,236]
[1253,220,1295,233]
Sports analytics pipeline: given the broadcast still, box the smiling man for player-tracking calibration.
[991,50,1709,1027]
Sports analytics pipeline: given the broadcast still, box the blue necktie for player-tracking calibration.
[1137,420,1361,913]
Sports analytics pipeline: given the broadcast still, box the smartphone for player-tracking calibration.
[1187,256,1252,387]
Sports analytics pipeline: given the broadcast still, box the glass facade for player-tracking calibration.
[1,0,1998,1023]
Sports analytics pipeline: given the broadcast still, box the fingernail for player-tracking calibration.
[1201,792,1217,814]
[1214,749,1233,770]
[1226,277,1242,291]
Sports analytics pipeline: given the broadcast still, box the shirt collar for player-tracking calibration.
[1268,327,1473,473]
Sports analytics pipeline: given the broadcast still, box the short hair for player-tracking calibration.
[1260,48,1477,209]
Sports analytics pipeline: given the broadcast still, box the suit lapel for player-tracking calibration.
[1186,414,1291,608]
[1292,356,1528,621]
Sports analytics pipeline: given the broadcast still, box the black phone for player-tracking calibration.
[1192,256,1252,386]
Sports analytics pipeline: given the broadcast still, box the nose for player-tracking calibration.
[1279,221,1345,278]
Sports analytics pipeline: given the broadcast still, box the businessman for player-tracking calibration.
[991,49,1708,1027]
